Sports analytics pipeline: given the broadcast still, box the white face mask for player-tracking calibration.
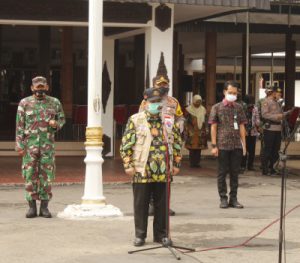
[225,94,237,102]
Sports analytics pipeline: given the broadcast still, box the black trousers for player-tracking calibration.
[263,130,281,171]
[218,149,243,201]
[133,183,167,240]
[241,136,257,169]
[189,149,202,167]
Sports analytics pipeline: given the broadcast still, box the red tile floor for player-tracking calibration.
[0,156,217,185]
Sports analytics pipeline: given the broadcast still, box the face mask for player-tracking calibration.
[147,102,161,115]
[33,90,46,99]
[159,87,169,96]
[225,94,237,102]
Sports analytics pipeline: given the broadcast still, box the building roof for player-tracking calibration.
[105,0,270,10]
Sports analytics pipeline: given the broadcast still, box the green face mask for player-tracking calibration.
[147,102,161,115]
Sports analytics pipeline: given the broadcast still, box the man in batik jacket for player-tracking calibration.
[120,88,182,247]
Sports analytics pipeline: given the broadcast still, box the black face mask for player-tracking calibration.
[159,87,169,96]
[33,90,47,99]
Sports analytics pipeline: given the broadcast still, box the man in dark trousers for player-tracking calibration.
[209,81,247,209]
[261,86,291,176]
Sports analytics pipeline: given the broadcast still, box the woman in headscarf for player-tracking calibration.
[184,95,208,168]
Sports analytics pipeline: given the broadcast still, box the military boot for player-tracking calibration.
[26,200,37,218]
[39,200,52,218]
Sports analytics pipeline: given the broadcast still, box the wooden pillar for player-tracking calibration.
[38,26,51,81]
[61,27,73,118]
[134,34,145,102]
[205,32,217,111]
[285,32,296,109]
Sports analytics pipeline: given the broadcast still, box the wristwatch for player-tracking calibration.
[211,144,217,148]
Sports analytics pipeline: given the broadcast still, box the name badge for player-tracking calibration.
[234,122,239,130]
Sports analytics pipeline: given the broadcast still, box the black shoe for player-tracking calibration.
[26,200,37,218]
[169,209,176,216]
[134,237,145,247]
[262,169,269,176]
[247,166,255,171]
[219,198,229,209]
[229,200,244,209]
[39,200,52,218]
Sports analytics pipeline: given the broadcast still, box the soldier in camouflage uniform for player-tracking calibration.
[139,75,184,216]
[15,76,65,218]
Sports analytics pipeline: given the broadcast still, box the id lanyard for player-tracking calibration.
[233,109,239,130]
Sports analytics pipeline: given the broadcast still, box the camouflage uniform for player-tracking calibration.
[16,95,65,201]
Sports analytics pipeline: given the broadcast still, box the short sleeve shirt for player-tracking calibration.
[208,100,247,150]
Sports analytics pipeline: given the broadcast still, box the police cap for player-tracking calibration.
[271,86,282,93]
[152,75,169,88]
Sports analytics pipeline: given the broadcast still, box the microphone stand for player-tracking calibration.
[277,117,300,263]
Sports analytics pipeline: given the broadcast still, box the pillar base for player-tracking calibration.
[57,204,123,220]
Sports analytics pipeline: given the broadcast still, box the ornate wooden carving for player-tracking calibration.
[156,52,169,81]
[102,134,111,156]
[155,4,172,32]
[102,61,111,114]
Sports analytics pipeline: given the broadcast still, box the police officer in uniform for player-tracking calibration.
[261,86,290,175]
[257,87,273,171]
[16,76,65,218]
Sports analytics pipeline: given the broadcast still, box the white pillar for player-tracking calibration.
[82,0,104,204]
[58,0,122,219]
[145,4,174,93]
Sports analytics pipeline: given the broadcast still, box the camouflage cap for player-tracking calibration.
[144,88,162,102]
[32,76,47,87]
